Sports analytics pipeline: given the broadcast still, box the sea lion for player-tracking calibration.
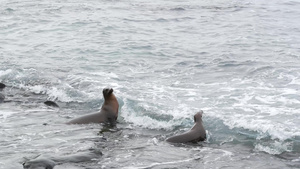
[22,149,102,169]
[67,88,119,126]
[23,158,55,169]
[166,111,206,143]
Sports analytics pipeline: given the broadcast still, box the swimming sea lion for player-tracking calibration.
[22,149,102,169]
[166,111,206,143]
[23,158,55,169]
[67,88,119,126]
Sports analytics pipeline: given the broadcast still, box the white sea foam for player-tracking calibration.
[255,141,293,154]
[218,111,299,141]
[121,109,173,130]
[28,85,47,94]
[121,98,195,130]
[1,0,300,168]
[47,87,73,102]
[0,110,18,120]
[121,157,195,169]
[198,147,234,164]
[0,69,12,77]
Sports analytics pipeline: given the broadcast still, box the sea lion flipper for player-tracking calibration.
[107,117,117,127]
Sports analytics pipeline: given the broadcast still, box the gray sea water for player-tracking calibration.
[1,0,300,168]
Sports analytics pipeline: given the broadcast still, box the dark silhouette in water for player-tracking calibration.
[0,82,5,90]
[0,83,6,103]
[44,101,59,108]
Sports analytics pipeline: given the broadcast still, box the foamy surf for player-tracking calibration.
[1,0,300,168]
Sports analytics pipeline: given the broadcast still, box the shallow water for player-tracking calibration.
[1,0,300,168]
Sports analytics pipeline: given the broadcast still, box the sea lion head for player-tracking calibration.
[194,110,203,122]
[22,158,55,169]
[102,87,114,99]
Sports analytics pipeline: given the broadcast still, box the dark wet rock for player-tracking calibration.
[44,101,59,107]
[0,83,5,90]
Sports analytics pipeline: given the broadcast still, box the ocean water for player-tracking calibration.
[1,0,300,168]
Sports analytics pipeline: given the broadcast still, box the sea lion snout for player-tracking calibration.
[103,88,113,96]
[194,110,203,122]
